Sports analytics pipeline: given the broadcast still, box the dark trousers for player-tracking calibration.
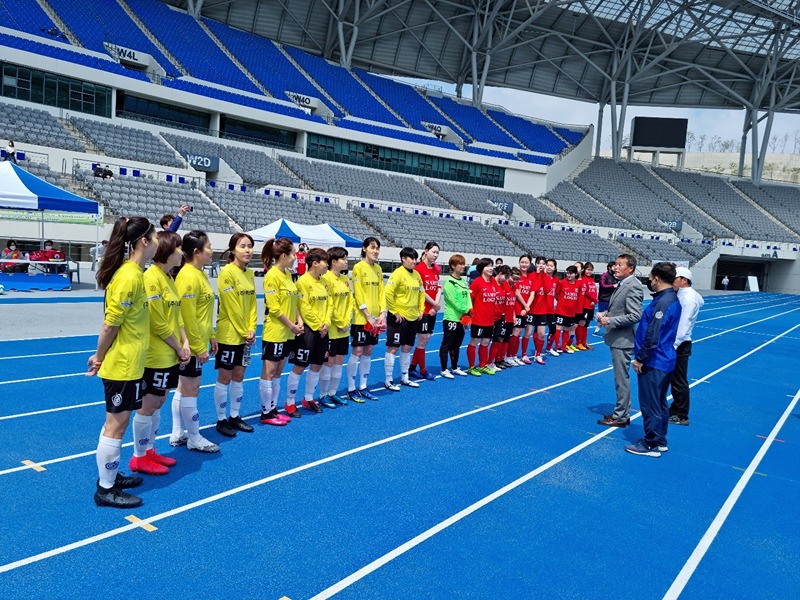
[638,366,672,448]
[669,341,692,419]
[440,321,465,370]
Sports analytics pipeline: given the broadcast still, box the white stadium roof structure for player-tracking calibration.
[165,0,800,184]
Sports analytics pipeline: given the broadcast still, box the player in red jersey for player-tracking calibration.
[509,255,534,365]
[490,265,515,370]
[528,256,550,364]
[567,262,586,352]
[575,262,597,350]
[555,265,581,353]
[409,242,441,380]
[467,258,501,376]
[544,259,560,355]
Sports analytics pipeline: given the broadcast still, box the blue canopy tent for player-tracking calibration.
[247,219,361,247]
[0,161,100,291]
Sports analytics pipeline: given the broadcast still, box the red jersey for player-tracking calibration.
[514,273,533,315]
[530,271,550,315]
[556,278,581,316]
[545,274,558,313]
[296,252,307,275]
[503,281,516,322]
[470,276,501,326]
[415,261,441,304]
[582,277,598,309]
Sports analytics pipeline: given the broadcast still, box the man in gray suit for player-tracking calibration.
[595,254,643,427]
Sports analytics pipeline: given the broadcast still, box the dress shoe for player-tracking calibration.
[597,416,629,427]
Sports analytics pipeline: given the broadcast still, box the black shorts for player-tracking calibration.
[290,329,329,367]
[142,365,180,397]
[580,308,595,323]
[555,314,575,328]
[262,340,291,362]
[215,343,245,371]
[102,378,144,413]
[386,313,418,348]
[493,319,509,342]
[178,356,203,378]
[532,313,549,327]
[417,313,437,335]
[328,336,349,358]
[470,323,494,339]
[351,323,379,347]
[503,322,514,342]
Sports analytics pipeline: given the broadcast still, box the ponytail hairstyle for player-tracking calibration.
[261,237,294,268]
[421,241,440,262]
[153,230,182,265]
[96,216,154,289]
[181,229,210,265]
[574,261,584,276]
[224,232,254,264]
[495,264,512,278]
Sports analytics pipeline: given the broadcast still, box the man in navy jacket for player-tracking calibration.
[626,262,682,458]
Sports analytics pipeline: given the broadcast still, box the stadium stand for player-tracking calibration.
[355,208,519,255]
[336,119,459,150]
[486,109,568,155]
[280,155,451,209]
[80,170,234,233]
[283,46,401,125]
[464,146,520,161]
[21,159,73,191]
[493,224,622,262]
[518,153,554,166]
[615,235,695,264]
[70,117,184,168]
[677,240,716,261]
[543,181,634,229]
[0,100,85,152]
[427,95,522,148]
[126,0,261,93]
[161,133,300,187]
[731,180,800,237]
[653,167,800,242]
[0,0,62,40]
[553,127,585,145]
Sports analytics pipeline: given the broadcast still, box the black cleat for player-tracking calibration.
[94,483,142,508]
[114,472,143,489]
[216,419,237,437]
[228,416,254,433]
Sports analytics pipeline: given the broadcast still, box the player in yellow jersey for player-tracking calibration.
[169,230,220,453]
[87,216,158,508]
[129,231,191,476]
[214,233,257,437]
[285,247,331,414]
[258,238,302,424]
[346,237,385,402]
[319,246,354,406]
[384,247,426,391]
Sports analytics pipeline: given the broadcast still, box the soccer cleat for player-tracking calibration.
[187,435,221,452]
[534,355,546,365]
[468,366,482,377]
[347,390,365,403]
[285,403,302,419]
[169,432,188,447]
[576,344,588,351]
[548,348,560,357]
[318,396,337,409]
[625,440,661,458]
[114,472,143,489]
[216,419,237,437]
[408,365,422,379]
[494,361,508,370]
[94,483,142,508]
[481,365,496,375]
[358,388,379,401]
[520,355,532,365]
[129,454,169,476]
[570,344,581,352]
[302,399,323,413]
[441,369,455,379]
[583,344,594,350]
[260,409,287,426]
[421,371,436,381]
[562,347,575,354]
[385,380,401,392]
[513,357,526,366]
[400,378,420,388]
[331,394,348,406]
[453,367,469,376]
[146,448,177,467]
[228,416,254,433]
[503,357,517,367]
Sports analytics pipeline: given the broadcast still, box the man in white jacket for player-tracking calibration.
[669,267,704,425]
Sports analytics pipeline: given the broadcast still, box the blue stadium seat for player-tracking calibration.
[428,96,523,148]
[464,146,520,161]
[0,0,62,40]
[486,109,568,155]
[518,153,554,166]
[337,119,459,150]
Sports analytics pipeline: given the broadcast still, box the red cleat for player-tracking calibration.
[129,454,169,475]
[146,448,177,467]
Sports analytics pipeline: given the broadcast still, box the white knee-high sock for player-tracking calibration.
[272,380,281,410]
[214,382,228,420]
[179,396,200,439]
[328,364,343,397]
[171,390,183,437]
[287,371,301,406]
[305,370,321,401]
[359,355,372,389]
[347,354,360,391]
[259,379,273,413]
[133,413,152,458]
[96,435,122,489]
[229,380,243,418]
[147,409,161,451]
[400,351,411,378]
[318,364,332,397]
[384,353,396,382]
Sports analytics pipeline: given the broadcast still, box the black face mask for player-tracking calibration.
[646,279,656,292]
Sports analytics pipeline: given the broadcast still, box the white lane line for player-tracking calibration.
[662,386,800,600]
[699,297,792,313]
[0,349,95,361]
[0,373,84,386]
[0,366,614,574]
[309,323,800,599]
[691,306,800,343]
[698,300,800,323]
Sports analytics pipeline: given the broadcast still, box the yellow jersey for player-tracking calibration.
[144,265,184,369]
[322,270,353,340]
[216,262,257,345]
[385,266,425,321]
[262,267,299,343]
[98,260,149,381]
[351,259,385,325]
[175,263,215,356]
[296,272,330,332]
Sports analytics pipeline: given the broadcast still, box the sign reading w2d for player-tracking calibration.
[184,153,219,172]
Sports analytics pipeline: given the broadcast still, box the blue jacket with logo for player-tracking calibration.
[634,287,682,372]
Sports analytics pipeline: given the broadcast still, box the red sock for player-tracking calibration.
[534,336,544,355]
[414,347,427,373]
[500,341,508,360]
[467,345,477,367]
[546,335,554,350]
[561,329,571,350]
[489,343,499,364]
[478,345,489,367]
[509,335,520,356]
[521,336,529,356]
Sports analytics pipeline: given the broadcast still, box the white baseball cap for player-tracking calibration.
[675,267,693,281]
